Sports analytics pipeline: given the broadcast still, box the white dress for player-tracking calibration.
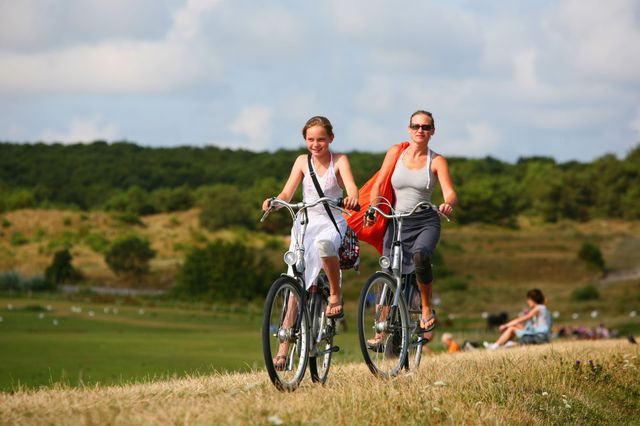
[287,154,346,288]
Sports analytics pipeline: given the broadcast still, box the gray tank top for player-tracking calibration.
[391,148,436,213]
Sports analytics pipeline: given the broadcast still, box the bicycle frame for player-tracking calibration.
[370,198,449,333]
[262,196,351,350]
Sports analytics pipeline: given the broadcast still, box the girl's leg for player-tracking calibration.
[321,255,342,317]
[275,293,299,366]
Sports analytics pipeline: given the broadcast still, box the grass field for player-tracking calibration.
[1,209,639,397]
[1,340,638,425]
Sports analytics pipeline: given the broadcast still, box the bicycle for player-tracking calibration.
[260,196,355,391]
[357,198,449,378]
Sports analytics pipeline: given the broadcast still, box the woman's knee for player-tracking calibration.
[315,239,337,257]
[413,251,433,283]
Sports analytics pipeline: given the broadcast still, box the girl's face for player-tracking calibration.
[526,298,536,308]
[305,125,333,158]
[408,113,434,145]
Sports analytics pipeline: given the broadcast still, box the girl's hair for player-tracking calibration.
[302,116,334,138]
[409,110,435,128]
[526,288,545,304]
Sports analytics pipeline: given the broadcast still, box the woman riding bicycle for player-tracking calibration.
[364,110,457,337]
[262,116,359,367]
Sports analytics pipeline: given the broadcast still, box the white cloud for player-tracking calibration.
[0,0,222,94]
[229,105,273,150]
[544,0,640,83]
[447,122,501,157]
[40,116,120,144]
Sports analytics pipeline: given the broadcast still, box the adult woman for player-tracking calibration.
[364,110,457,335]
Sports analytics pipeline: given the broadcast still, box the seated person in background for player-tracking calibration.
[484,289,552,350]
[441,332,461,353]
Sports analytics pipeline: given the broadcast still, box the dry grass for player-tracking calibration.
[1,340,637,425]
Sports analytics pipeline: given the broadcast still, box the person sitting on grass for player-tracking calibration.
[441,332,461,353]
[484,288,552,350]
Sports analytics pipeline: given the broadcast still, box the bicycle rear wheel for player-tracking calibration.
[357,272,409,378]
[262,276,309,391]
[309,273,335,384]
[404,276,425,371]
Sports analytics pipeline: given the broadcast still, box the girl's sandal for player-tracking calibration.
[326,297,344,319]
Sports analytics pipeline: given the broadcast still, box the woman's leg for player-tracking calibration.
[495,326,518,346]
[275,293,299,365]
[414,251,435,329]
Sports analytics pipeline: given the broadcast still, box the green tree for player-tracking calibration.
[45,249,81,287]
[198,184,254,231]
[176,239,275,300]
[577,242,605,272]
[105,235,156,276]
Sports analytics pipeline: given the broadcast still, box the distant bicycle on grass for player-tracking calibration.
[260,196,355,391]
[357,198,449,378]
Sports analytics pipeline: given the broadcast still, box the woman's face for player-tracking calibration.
[305,125,333,158]
[408,113,434,145]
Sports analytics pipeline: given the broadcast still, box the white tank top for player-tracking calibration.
[391,148,436,213]
[302,154,344,220]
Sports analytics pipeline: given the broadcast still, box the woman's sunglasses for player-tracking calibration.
[409,124,433,131]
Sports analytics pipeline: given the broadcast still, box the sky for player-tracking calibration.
[0,0,639,162]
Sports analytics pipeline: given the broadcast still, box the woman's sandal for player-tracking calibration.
[273,355,287,371]
[326,297,344,319]
[366,334,385,353]
[419,310,437,333]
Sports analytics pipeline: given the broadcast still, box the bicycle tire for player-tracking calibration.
[357,271,410,378]
[309,274,334,384]
[262,276,309,391]
[404,280,424,371]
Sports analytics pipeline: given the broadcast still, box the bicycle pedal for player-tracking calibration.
[329,346,340,353]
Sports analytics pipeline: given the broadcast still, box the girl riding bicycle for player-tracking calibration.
[364,110,457,336]
[262,116,359,367]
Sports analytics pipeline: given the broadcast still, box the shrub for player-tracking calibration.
[105,235,156,276]
[176,239,276,301]
[198,185,254,231]
[0,271,51,292]
[571,284,600,301]
[1,218,10,228]
[10,232,29,246]
[84,232,110,253]
[45,249,81,287]
[578,242,605,271]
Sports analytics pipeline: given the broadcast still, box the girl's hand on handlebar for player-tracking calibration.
[343,196,359,211]
[262,197,278,212]
[439,202,453,216]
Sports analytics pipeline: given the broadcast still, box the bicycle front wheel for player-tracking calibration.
[357,272,410,378]
[262,276,309,392]
[309,273,335,384]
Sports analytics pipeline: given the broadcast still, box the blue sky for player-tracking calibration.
[0,0,638,162]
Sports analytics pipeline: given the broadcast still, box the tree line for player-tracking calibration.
[1,141,639,225]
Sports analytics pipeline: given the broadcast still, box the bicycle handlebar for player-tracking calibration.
[260,197,360,223]
[366,201,450,222]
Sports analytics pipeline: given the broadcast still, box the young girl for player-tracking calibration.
[262,116,359,319]
[485,288,552,349]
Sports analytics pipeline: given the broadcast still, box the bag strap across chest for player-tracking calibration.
[307,154,342,238]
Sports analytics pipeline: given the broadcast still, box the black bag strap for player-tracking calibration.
[307,154,342,238]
